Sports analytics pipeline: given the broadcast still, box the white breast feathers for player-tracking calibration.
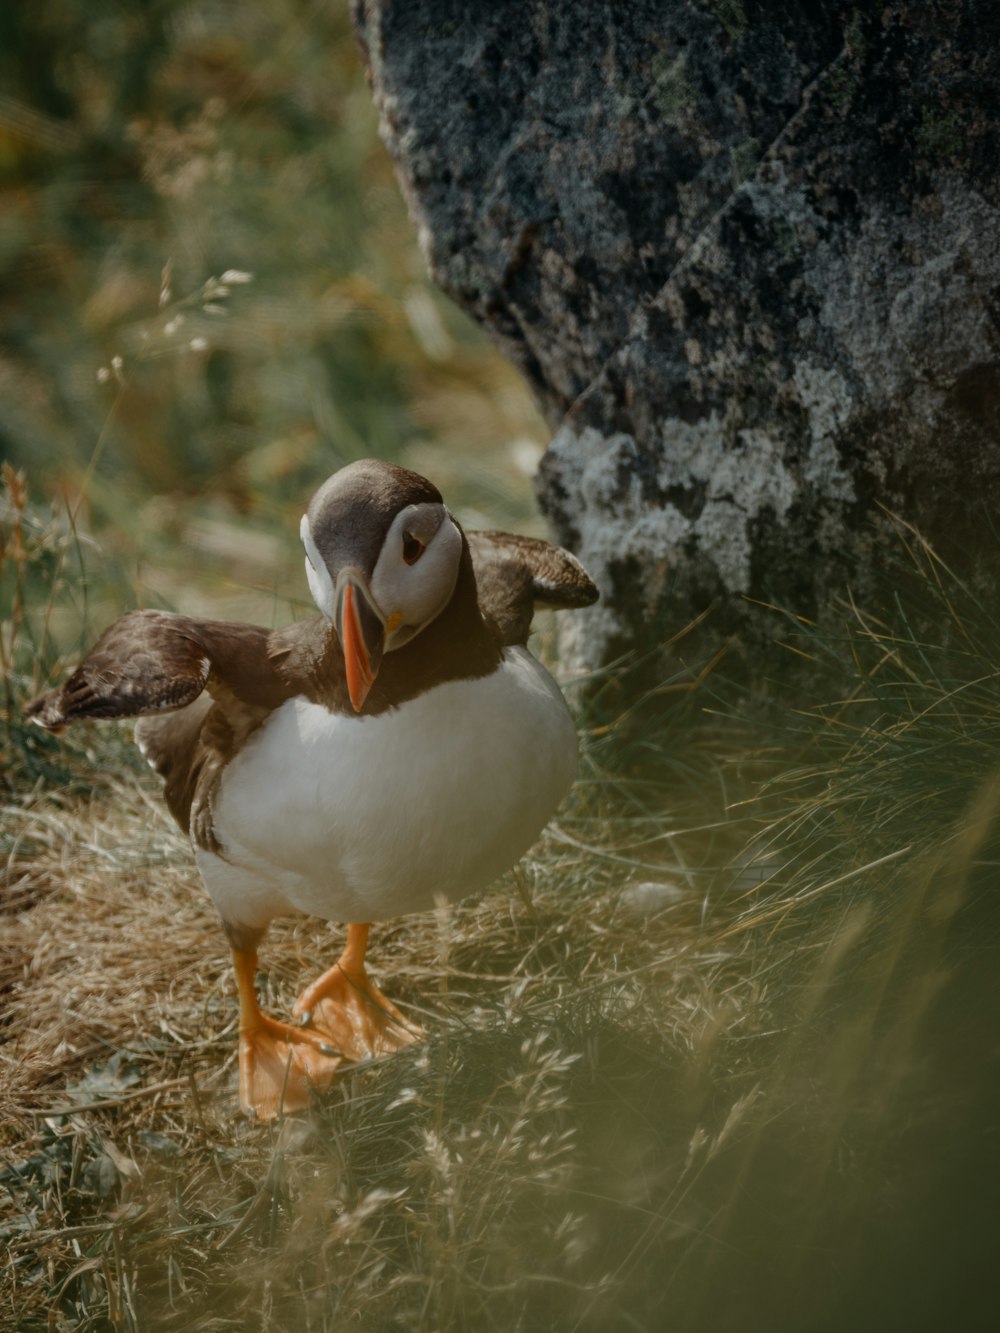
[196,647,578,931]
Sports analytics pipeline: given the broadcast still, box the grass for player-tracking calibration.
[3,5,999,1326]
[2,0,549,640]
[3,514,1000,1330]
[0,768,734,1331]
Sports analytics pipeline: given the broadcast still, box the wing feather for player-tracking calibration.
[467,531,598,646]
[25,609,285,730]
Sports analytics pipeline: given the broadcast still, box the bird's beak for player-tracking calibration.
[335,572,385,713]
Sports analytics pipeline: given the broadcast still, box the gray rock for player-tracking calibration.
[354,1,1000,668]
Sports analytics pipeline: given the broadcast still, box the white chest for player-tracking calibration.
[197,647,577,928]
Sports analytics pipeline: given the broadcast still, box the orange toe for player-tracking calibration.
[238,1013,344,1120]
[293,966,422,1062]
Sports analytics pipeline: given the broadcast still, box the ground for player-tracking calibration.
[4,564,1000,1330]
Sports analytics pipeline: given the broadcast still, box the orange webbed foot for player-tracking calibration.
[293,963,422,1062]
[238,1013,344,1120]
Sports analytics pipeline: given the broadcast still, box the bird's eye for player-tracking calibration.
[402,531,425,565]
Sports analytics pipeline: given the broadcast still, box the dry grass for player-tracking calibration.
[1,727,755,1332]
[6,702,995,1331]
[4,526,1000,1331]
[8,6,998,1320]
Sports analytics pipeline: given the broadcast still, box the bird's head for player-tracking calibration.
[300,459,463,711]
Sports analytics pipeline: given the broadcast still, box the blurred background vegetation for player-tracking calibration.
[3,5,1000,1331]
[0,0,547,707]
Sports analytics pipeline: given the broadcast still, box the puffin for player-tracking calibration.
[28,459,598,1118]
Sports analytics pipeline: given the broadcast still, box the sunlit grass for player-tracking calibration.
[3,2,999,1327]
[3,514,999,1329]
[728,519,1000,943]
[2,0,547,644]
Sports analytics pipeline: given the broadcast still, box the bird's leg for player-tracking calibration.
[292,923,422,1061]
[232,944,344,1119]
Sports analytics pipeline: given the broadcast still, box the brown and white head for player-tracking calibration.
[300,460,464,710]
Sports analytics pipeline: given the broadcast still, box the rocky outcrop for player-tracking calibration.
[354,1,1000,668]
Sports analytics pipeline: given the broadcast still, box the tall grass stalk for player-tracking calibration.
[3,502,999,1329]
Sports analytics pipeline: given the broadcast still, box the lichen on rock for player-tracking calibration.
[354,0,1000,669]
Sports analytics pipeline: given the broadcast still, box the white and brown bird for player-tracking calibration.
[28,459,598,1118]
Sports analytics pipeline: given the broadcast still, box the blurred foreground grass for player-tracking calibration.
[3,3,1000,1330]
[3,482,1000,1330]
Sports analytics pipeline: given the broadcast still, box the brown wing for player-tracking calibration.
[25,609,290,730]
[467,530,598,647]
[27,609,308,848]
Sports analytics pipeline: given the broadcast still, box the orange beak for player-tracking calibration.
[338,579,384,712]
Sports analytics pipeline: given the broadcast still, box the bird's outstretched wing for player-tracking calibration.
[26,609,288,731]
[467,530,598,647]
